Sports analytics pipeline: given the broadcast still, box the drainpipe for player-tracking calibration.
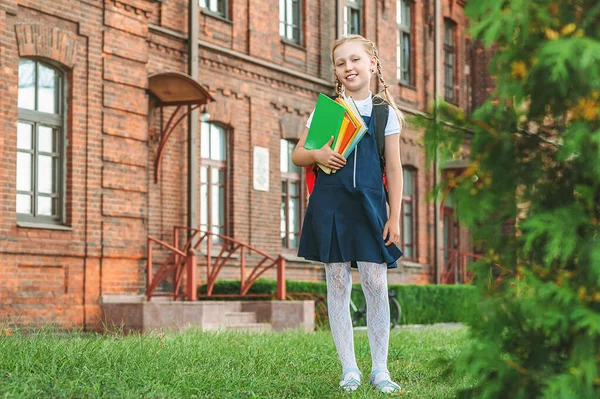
[433,0,441,284]
[188,0,199,239]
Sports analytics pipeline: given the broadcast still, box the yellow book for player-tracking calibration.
[337,98,365,156]
[334,99,360,153]
[343,97,369,158]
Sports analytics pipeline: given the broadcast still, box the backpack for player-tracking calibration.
[305,94,390,200]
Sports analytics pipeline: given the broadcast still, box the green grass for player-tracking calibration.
[0,325,472,398]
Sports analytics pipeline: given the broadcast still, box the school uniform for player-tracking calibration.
[298,94,403,269]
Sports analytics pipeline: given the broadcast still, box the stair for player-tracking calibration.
[101,298,315,333]
[200,301,270,332]
[224,311,257,325]
[226,323,272,332]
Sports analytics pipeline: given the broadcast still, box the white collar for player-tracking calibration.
[343,90,373,102]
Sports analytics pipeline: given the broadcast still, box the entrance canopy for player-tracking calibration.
[149,72,215,183]
[148,71,214,106]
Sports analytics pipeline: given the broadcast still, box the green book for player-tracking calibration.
[304,93,347,173]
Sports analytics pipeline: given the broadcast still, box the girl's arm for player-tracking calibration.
[383,134,403,246]
[291,127,346,169]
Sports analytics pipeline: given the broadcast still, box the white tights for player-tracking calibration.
[325,261,391,379]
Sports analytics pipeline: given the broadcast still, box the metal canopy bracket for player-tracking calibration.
[148,72,215,183]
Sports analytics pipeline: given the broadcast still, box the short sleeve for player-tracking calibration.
[384,105,401,136]
[306,110,315,129]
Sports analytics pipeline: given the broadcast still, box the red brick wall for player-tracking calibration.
[0,0,486,328]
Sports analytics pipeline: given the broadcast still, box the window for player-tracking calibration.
[279,0,302,45]
[199,0,227,18]
[397,0,412,84]
[401,167,417,259]
[344,0,362,35]
[17,59,66,224]
[444,19,456,102]
[280,139,302,249]
[200,122,228,243]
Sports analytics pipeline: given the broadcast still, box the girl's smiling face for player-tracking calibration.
[333,40,377,96]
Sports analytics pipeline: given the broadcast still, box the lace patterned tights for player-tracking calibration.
[325,261,390,373]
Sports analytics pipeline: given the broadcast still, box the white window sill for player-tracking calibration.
[401,260,425,269]
[282,252,322,265]
[17,221,73,231]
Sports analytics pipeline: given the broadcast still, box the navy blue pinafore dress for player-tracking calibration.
[298,113,403,269]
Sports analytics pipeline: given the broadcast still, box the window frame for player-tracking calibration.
[280,139,303,250]
[17,58,67,226]
[344,0,362,36]
[279,0,303,46]
[397,0,413,86]
[444,18,457,103]
[401,166,418,261]
[199,0,228,19]
[200,122,230,243]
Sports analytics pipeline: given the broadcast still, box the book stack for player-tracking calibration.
[303,93,368,174]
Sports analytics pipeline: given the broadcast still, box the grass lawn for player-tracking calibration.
[0,324,471,398]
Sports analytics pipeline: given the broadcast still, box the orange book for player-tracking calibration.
[337,114,357,155]
[342,97,368,157]
[334,98,360,155]
[334,113,354,154]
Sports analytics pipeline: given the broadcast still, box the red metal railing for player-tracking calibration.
[146,226,286,301]
[440,248,513,289]
[440,248,479,284]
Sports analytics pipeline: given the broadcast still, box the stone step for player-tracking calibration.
[224,311,257,325]
[201,322,272,332]
[225,323,272,332]
[199,301,243,319]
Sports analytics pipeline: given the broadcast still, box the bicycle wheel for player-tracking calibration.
[351,304,367,327]
[389,296,401,329]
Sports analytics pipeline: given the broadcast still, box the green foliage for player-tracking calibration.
[199,279,478,325]
[417,1,600,397]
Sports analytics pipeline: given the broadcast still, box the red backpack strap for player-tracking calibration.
[305,166,317,194]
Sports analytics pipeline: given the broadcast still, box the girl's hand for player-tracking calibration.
[383,220,400,246]
[313,136,346,170]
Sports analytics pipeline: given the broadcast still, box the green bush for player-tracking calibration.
[198,279,477,325]
[350,284,478,325]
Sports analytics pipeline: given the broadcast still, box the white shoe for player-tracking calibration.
[369,369,402,393]
[339,368,362,392]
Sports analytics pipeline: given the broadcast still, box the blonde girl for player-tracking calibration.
[292,35,404,393]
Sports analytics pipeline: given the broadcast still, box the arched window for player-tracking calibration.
[17,59,66,224]
[200,122,229,242]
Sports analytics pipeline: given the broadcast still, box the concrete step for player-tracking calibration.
[199,301,243,318]
[201,322,272,332]
[225,323,272,332]
[224,311,257,325]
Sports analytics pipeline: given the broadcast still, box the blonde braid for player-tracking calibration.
[375,58,405,130]
[335,77,344,97]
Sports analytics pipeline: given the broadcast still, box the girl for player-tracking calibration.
[292,35,404,393]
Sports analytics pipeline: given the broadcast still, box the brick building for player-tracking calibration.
[0,0,488,328]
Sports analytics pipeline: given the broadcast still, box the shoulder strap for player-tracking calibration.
[372,96,389,164]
